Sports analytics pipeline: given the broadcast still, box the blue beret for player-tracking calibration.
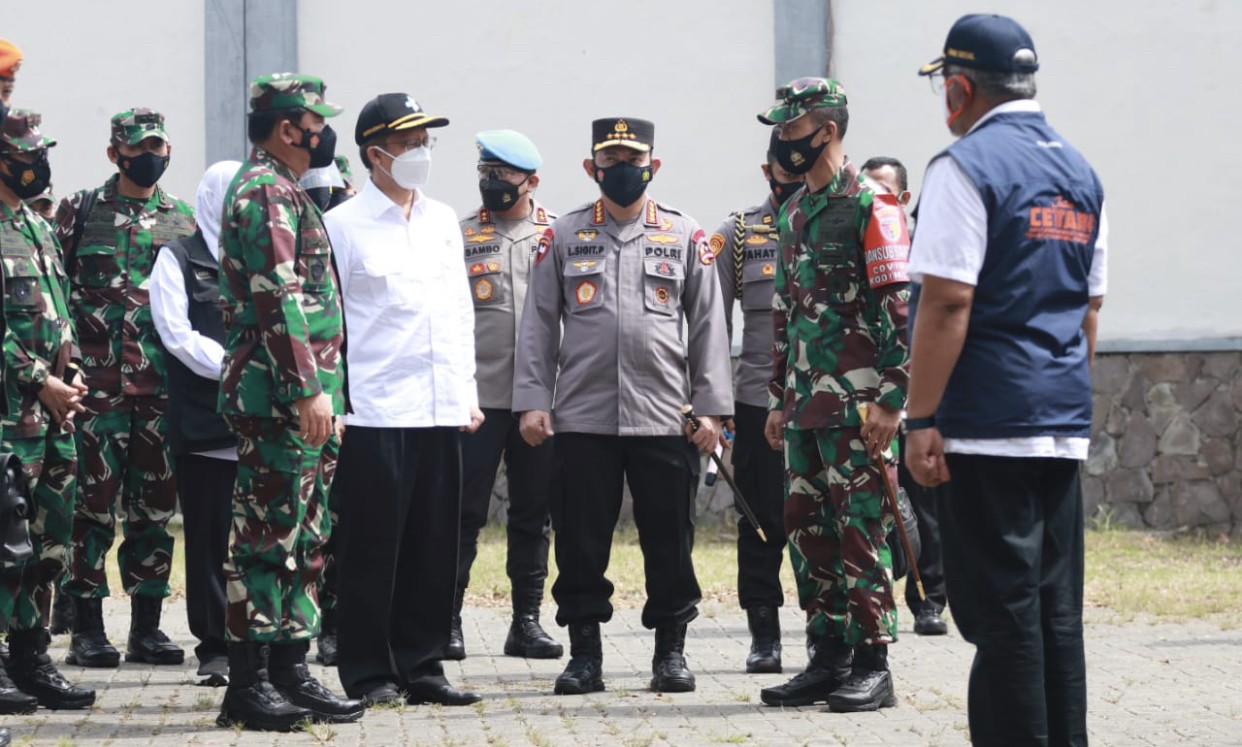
[476,129,542,172]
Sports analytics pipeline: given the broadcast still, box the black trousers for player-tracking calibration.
[896,434,947,615]
[731,403,786,610]
[457,408,555,604]
[333,426,462,697]
[939,454,1087,747]
[176,453,234,664]
[551,433,702,630]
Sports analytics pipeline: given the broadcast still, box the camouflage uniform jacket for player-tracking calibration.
[1,201,79,438]
[53,174,196,396]
[712,197,780,409]
[513,198,733,436]
[769,160,912,430]
[459,201,554,410]
[218,146,346,419]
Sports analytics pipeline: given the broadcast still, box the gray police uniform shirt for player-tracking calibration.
[460,202,554,410]
[513,197,733,436]
[711,198,780,409]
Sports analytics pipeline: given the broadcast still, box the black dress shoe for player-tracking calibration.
[913,610,948,636]
[273,665,364,724]
[443,616,466,661]
[358,682,402,707]
[504,615,563,659]
[405,680,481,706]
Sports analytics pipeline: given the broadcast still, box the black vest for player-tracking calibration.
[162,231,235,455]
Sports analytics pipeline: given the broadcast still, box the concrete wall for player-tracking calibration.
[298,0,776,229]
[3,1,206,207]
[831,1,1242,346]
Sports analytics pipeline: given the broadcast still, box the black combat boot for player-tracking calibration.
[66,597,119,668]
[504,584,563,659]
[553,622,604,695]
[760,635,853,707]
[126,595,185,664]
[268,641,364,724]
[745,606,782,674]
[216,642,312,731]
[48,591,73,636]
[6,627,95,710]
[0,655,37,715]
[443,587,466,661]
[315,608,338,666]
[650,624,696,693]
[827,644,896,713]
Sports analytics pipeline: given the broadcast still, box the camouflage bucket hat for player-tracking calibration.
[250,73,343,118]
[111,108,169,145]
[758,77,848,125]
[2,109,56,153]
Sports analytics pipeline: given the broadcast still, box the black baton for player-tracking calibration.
[680,404,768,543]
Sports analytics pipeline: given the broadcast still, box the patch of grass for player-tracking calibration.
[193,694,216,712]
[1080,527,1242,624]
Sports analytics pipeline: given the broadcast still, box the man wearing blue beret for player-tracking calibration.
[449,130,562,662]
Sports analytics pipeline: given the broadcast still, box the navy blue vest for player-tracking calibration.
[912,110,1103,439]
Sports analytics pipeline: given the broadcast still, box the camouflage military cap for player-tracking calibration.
[334,154,353,184]
[111,108,169,145]
[758,77,848,125]
[250,73,343,118]
[2,109,56,153]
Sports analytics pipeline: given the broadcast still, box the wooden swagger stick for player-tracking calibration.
[858,402,926,602]
[679,405,768,543]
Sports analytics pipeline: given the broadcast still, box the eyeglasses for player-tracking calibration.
[476,164,529,181]
[387,135,436,153]
[928,72,947,95]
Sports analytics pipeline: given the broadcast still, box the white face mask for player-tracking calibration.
[379,145,431,190]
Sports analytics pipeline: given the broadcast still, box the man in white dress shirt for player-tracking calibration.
[324,93,484,708]
[149,160,241,686]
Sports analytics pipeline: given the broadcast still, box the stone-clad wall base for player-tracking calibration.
[1085,351,1241,539]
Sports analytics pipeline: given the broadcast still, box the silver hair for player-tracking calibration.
[945,64,1037,100]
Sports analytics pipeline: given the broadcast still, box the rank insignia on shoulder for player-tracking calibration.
[575,280,597,305]
[535,207,549,225]
[647,233,679,245]
[576,229,598,241]
[474,278,494,301]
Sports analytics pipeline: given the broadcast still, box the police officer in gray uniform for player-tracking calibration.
[514,117,733,696]
[452,130,562,662]
[710,127,803,675]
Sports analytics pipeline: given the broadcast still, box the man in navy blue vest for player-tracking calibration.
[905,14,1107,747]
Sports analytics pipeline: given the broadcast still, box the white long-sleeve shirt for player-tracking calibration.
[325,178,478,428]
[150,239,237,461]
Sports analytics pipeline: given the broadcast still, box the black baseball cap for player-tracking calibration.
[919,14,1039,76]
[354,93,449,146]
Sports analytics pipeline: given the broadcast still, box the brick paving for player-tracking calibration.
[4,602,1241,746]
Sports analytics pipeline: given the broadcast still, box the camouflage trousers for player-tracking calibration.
[0,429,77,632]
[65,393,177,599]
[222,415,337,644]
[783,426,897,647]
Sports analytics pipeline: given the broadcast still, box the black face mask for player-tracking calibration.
[595,162,651,208]
[479,177,527,212]
[773,128,827,175]
[768,177,800,205]
[294,123,337,169]
[1,151,51,200]
[117,151,170,189]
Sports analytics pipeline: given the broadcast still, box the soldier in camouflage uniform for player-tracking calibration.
[214,73,362,732]
[0,109,96,711]
[709,127,803,675]
[53,109,195,669]
[754,79,912,713]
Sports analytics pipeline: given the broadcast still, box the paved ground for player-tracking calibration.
[5,602,1241,746]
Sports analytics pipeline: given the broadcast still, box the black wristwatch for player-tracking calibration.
[904,414,936,432]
